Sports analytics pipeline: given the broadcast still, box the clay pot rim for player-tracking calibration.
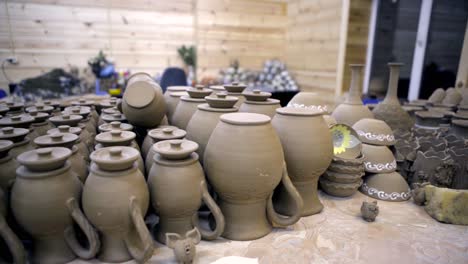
[98,122,133,132]
[34,132,78,148]
[220,112,270,126]
[124,81,156,109]
[169,91,189,98]
[16,160,72,179]
[180,95,205,103]
[198,104,238,113]
[244,98,280,105]
[17,147,72,172]
[0,140,13,152]
[276,107,324,116]
[154,152,199,166]
[153,139,198,160]
[47,126,82,135]
[91,146,139,171]
[95,130,136,145]
[148,127,186,140]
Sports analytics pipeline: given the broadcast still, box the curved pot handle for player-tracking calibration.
[267,162,303,226]
[0,214,26,264]
[124,196,154,263]
[192,180,225,240]
[64,197,100,259]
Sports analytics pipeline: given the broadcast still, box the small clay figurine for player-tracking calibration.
[412,182,430,206]
[166,228,201,264]
[361,200,379,222]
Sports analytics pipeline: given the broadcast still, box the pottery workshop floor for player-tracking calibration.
[71,191,468,264]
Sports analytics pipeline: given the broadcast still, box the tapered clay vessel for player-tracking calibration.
[83,147,153,263]
[122,72,166,128]
[186,92,238,164]
[0,140,18,191]
[0,127,33,159]
[372,63,414,130]
[11,147,99,264]
[239,89,280,118]
[272,107,332,216]
[332,64,374,126]
[0,188,26,264]
[145,127,186,174]
[172,86,212,130]
[148,140,224,244]
[204,113,303,240]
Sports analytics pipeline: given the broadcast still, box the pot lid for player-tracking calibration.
[205,92,238,108]
[17,147,71,172]
[102,107,120,114]
[95,130,136,146]
[99,121,133,132]
[167,86,190,92]
[0,114,35,127]
[169,91,189,98]
[0,140,13,157]
[223,82,247,93]
[34,133,78,148]
[243,89,271,102]
[64,106,91,118]
[47,125,82,135]
[180,95,205,103]
[0,105,9,114]
[100,98,118,108]
[330,124,362,159]
[0,127,29,142]
[220,112,270,126]
[243,98,280,105]
[148,127,186,140]
[43,100,60,107]
[276,107,324,116]
[91,146,138,171]
[102,113,127,122]
[49,114,83,126]
[5,102,24,110]
[210,85,225,91]
[187,85,213,99]
[124,81,156,108]
[71,99,95,107]
[361,144,396,173]
[26,104,54,113]
[153,139,198,160]
[352,118,395,146]
[28,111,49,122]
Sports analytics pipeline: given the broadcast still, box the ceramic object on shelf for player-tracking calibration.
[122,72,166,128]
[372,63,414,130]
[320,178,363,197]
[332,64,374,126]
[98,107,119,126]
[239,89,280,118]
[145,127,186,174]
[327,162,364,175]
[0,188,26,264]
[0,140,18,191]
[360,172,411,202]
[403,105,425,118]
[166,228,201,264]
[330,124,362,159]
[11,147,99,264]
[172,94,206,130]
[442,89,462,105]
[0,115,34,129]
[83,146,153,263]
[428,88,446,104]
[204,113,303,240]
[352,118,395,146]
[64,106,91,120]
[148,140,224,244]
[451,119,468,139]
[49,114,83,127]
[271,107,332,216]
[287,92,331,113]
[98,97,118,113]
[361,144,397,173]
[0,127,32,159]
[186,93,238,164]
[223,82,246,107]
[165,91,189,124]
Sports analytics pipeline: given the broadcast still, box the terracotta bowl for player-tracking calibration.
[320,178,363,197]
[352,118,395,146]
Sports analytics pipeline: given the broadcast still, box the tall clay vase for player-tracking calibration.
[122,72,167,128]
[271,107,333,216]
[372,63,414,130]
[11,148,99,264]
[332,64,374,126]
[83,147,153,263]
[148,140,224,244]
[204,113,303,240]
[0,188,26,264]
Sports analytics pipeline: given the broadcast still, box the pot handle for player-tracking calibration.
[192,180,225,240]
[64,197,100,259]
[124,196,154,263]
[0,214,26,264]
[267,162,303,226]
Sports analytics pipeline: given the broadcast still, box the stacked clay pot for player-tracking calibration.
[11,147,99,263]
[239,89,281,118]
[223,82,246,107]
[145,127,186,174]
[204,112,303,240]
[148,139,225,244]
[353,118,411,202]
[172,86,213,130]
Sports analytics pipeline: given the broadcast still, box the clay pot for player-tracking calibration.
[172,94,206,130]
[28,111,52,141]
[0,114,34,129]
[360,172,411,202]
[122,72,166,128]
[320,178,363,197]
[98,98,118,113]
[361,144,397,173]
[415,111,444,129]
[428,88,446,104]
[98,107,119,126]
[332,65,374,126]
[186,93,238,164]
[165,92,189,124]
[0,188,26,264]
[223,82,247,107]
[0,105,9,116]
[353,118,395,146]
[204,113,303,240]
[451,119,468,139]
[239,89,281,118]
[447,148,468,189]
[0,140,18,191]
[5,102,24,114]
[145,127,186,174]
[148,140,224,244]
[98,121,133,133]
[101,112,127,124]
[271,107,332,216]
[47,125,89,159]
[288,92,331,113]
[83,146,153,263]
[64,106,91,120]
[0,127,33,159]
[141,125,177,158]
[11,147,99,263]
[26,104,54,114]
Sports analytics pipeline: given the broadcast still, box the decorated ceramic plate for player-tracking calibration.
[330,124,362,159]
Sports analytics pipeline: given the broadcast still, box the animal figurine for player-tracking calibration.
[360,200,379,222]
[412,182,430,206]
[166,228,201,264]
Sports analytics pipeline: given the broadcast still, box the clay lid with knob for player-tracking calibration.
[148,127,186,141]
[28,110,50,122]
[169,91,189,98]
[204,92,238,109]
[0,114,35,128]
[243,89,272,102]
[0,127,29,142]
[100,98,118,108]
[102,107,120,115]
[0,105,9,115]
[99,121,133,132]
[64,106,91,118]
[26,104,54,114]
[43,100,60,108]
[49,114,83,127]
[153,139,198,160]
[187,85,213,99]
[17,147,72,172]
[223,82,247,93]
[91,146,139,171]
[47,125,82,136]
[220,112,270,126]
[5,102,24,111]
[34,133,78,149]
[0,140,14,158]
[71,99,95,107]
[95,130,136,146]
[102,112,127,122]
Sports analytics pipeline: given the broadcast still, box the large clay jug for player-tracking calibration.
[122,72,166,128]
[11,147,99,264]
[332,64,374,126]
[0,127,33,159]
[172,86,212,130]
[204,113,303,240]
[0,140,18,191]
[272,107,333,216]
[0,188,26,264]
[239,89,281,118]
[148,140,225,244]
[145,127,186,174]
[186,93,238,164]
[83,147,154,263]
[372,63,414,130]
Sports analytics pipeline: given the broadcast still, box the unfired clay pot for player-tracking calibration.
[0,140,17,191]
[271,107,332,216]
[141,125,177,159]
[204,113,303,240]
[0,114,34,129]
[83,147,153,263]
[239,89,281,118]
[145,127,186,174]
[0,188,26,264]
[172,94,206,130]
[47,125,89,160]
[11,147,99,264]
[0,127,33,159]
[166,91,189,124]
[148,140,225,244]
[122,72,166,128]
[98,120,133,133]
[332,64,374,126]
[28,111,52,141]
